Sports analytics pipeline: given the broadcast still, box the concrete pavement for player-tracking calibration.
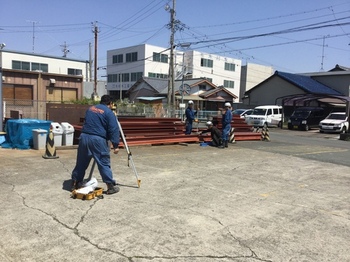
[0,139,349,261]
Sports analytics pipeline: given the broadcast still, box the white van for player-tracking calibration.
[245,105,283,127]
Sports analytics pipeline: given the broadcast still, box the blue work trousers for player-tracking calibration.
[185,121,193,134]
[222,124,231,142]
[72,133,115,184]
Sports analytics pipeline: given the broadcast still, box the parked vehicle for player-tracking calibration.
[288,107,325,131]
[232,109,253,119]
[245,105,283,127]
[319,112,349,133]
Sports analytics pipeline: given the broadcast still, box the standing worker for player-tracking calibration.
[201,121,222,147]
[185,100,197,135]
[71,95,120,195]
[219,102,233,149]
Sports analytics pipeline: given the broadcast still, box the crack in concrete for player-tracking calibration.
[1,179,273,261]
[226,228,272,262]
[4,181,129,260]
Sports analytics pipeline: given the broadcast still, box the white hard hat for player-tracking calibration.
[188,100,194,104]
[206,121,213,126]
[224,102,231,107]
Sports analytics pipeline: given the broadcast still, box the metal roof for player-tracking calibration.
[276,71,342,95]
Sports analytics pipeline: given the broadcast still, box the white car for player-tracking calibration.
[319,112,349,133]
[232,109,253,119]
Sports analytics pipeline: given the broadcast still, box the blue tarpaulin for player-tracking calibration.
[2,119,52,149]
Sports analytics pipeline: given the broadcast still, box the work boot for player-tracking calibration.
[70,180,82,192]
[218,141,225,149]
[106,183,120,195]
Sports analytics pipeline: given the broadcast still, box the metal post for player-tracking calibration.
[0,50,2,132]
[181,52,185,121]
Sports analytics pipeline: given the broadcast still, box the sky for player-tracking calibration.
[1,0,350,79]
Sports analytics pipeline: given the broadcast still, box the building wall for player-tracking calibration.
[240,63,274,101]
[243,77,305,106]
[83,81,107,99]
[107,44,172,93]
[1,50,89,81]
[187,50,242,99]
[305,73,350,96]
[106,44,243,100]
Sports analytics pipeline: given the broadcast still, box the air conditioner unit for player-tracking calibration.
[50,78,56,84]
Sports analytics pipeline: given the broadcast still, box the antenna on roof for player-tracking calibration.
[61,41,70,57]
[320,35,329,72]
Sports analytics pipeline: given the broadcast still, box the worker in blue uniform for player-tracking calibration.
[219,102,233,148]
[71,95,120,194]
[185,100,197,134]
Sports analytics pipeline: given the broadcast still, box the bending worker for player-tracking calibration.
[71,95,120,195]
[201,121,222,147]
[185,100,197,135]
[219,102,233,148]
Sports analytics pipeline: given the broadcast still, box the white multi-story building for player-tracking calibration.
[1,50,89,81]
[182,50,242,97]
[106,44,243,100]
[0,50,109,100]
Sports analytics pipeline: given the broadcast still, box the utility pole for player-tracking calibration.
[92,22,99,100]
[89,42,93,82]
[166,0,176,115]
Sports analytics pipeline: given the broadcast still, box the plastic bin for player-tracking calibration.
[61,122,75,146]
[2,119,51,149]
[32,129,48,150]
[51,122,63,147]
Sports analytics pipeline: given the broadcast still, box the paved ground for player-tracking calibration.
[0,135,349,261]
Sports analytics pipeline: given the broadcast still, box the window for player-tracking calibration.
[223,80,234,88]
[32,62,48,72]
[107,73,129,82]
[153,52,168,63]
[199,85,206,91]
[200,58,213,68]
[153,52,161,62]
[39,63,48,72]
[122,73,129,82]
[12,60,48,72]
[107,74,119,82]
[112,54,123,64]
[12,60,30,71]
[126,52,138,62]
[161,54,168,63]
[68,68,82,76]
[148,72,168,79]
[224,62,235,71]
[273,108,279,114]
[131,72,143,81]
